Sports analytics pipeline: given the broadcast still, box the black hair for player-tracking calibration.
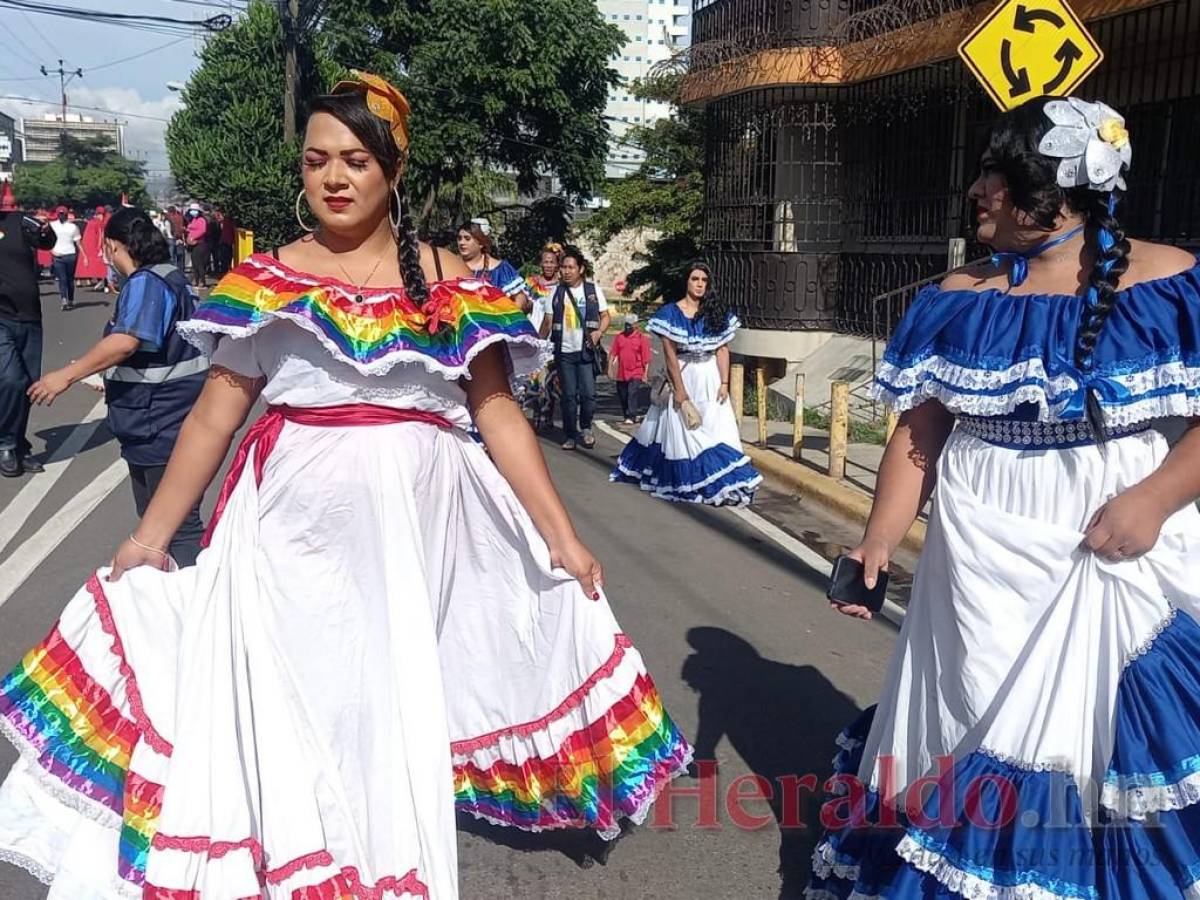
[560,245,588,271]
[104,207,170,266]
[980,96,1130,437]
[685,262,727,335]
[305,92,428,303]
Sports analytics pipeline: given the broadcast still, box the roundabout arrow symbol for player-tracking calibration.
[1000,39,1032,97]
[1013,4,1066,31]
[1043,39,1083,91]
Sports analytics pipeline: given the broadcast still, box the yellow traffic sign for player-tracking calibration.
[958,0,1103,111]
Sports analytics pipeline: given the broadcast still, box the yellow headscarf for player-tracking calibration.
[332,69,411,155]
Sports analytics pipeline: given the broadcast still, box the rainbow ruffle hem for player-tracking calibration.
[806,610,1200,900]
[0,576,691,895]
[177,254,552,380]
[452,635,693,839]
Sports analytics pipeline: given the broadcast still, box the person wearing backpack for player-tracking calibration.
[548,245,610,449]
[28,207,210,564]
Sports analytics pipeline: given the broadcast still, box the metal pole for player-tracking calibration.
[282,0,299,142]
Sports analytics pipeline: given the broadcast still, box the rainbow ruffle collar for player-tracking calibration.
[178,254,551,380]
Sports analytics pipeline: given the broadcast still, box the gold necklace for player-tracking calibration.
[327,242,391,303]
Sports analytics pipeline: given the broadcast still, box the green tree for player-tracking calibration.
[321,0,625,225]
[165,2,335,250]
[13,135,148,210]
[581,75,705,305]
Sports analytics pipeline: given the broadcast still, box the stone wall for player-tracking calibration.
[575,227,659,304]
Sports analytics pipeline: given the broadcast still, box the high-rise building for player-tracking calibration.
[599,0,689,178]
[0,111,21,182]
[21,113,125,163]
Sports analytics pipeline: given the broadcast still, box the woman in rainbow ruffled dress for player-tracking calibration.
[809,96,1200,899]
[610,263,762,506]
[0,72,691,899]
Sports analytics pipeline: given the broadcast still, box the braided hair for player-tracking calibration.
[687,262,728,336]
[981,96,1132,438]
[305,93,429,305]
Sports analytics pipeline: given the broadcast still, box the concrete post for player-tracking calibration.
[886,410,899,443]
[792,373,805,460]
[731,363,745,421]
[756,364,768,447]
[829,380,849,479]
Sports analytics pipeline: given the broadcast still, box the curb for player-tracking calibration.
[741,444,926,555]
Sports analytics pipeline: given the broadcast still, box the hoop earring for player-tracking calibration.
[295,190,316,233]
[389,184,402,238]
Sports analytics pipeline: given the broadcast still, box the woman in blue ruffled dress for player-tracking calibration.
[455,217,532,314]
[610,263,761,505]
[809,97,1200,899]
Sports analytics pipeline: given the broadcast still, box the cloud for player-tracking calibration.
[0,86,182,173]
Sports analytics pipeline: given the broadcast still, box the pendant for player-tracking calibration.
[353,293,364,304]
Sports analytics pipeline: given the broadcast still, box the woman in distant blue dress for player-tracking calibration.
[455,217,531,313]
[610,262,761,506]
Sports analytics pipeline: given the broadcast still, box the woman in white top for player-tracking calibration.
[48,206,87,311]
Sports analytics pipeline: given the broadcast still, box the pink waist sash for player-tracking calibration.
[200,403,453,547]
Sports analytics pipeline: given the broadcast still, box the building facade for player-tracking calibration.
[600,0,691,176]
[0,111,20,182]
[685,0,1200,359]
[21,113,125,163]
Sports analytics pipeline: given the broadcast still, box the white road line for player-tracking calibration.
[593,419,907,625]
[0,458,128,610]
[0,396,109,559]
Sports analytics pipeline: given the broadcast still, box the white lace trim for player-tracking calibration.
[0,713,122,829]
[612,447,760,494]
[873,356,1200,426]
[810,840,859,881]
[178,313,553,383]
[1185,877,1200,900]
[0,847,53,885]
[896,834,1087,900]
[1101,769,1200,820]
[977,747,1075,775]
[1124,607,1177,667]
[647,317,738,352]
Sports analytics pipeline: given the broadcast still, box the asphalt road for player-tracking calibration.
[0,282,899,899]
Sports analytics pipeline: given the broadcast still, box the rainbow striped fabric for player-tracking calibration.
[179,254,549,378]
[0,619,164,889]
[453,671,692,833]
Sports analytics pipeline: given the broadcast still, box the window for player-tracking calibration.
[636,35,643,41]
[623,13,630,19]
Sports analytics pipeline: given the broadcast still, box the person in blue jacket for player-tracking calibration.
[29,207,210,565]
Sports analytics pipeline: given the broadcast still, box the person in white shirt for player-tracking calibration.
[546,245,610,450]
[49,206,87,311]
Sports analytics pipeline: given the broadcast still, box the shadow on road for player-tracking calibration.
[682,626,861,899]
[34,418,115,461]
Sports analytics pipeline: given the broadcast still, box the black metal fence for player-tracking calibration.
[700,0,1200,336]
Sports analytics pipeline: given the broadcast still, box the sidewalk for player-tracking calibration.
[736,415,927,553]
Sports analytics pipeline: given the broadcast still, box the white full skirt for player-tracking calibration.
[0,419,691,899]
[611,354,761,506]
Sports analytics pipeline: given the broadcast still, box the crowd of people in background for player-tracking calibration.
[24,200,237,303]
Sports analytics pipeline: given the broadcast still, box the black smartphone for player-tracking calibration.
[826,555,889,613]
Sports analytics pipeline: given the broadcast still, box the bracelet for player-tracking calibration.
[129,534,168,557]
[473,390,516,418]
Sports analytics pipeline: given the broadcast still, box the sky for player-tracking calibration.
[0,0,237,174]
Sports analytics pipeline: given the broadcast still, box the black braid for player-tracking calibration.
[394,179,430,303]
[1074,191,1131,439]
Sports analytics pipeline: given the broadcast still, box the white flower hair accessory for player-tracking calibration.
[469,217,492,236]
[1038,98,1132,193]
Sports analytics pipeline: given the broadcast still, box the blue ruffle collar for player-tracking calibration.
[871,260,1200,426]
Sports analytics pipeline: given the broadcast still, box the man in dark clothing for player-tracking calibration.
[0,210,55,476]
[214,207,236,275]
[166,205,186,273]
